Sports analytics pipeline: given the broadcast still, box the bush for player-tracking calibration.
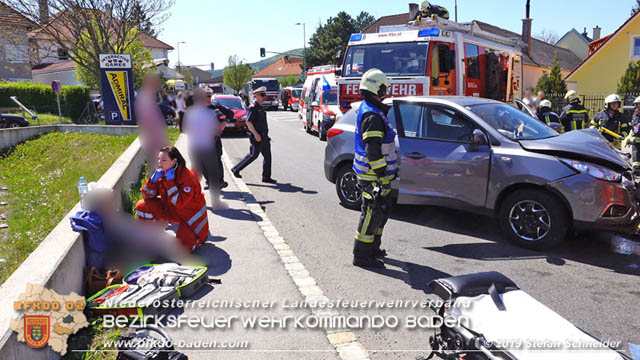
[0,82,90,121]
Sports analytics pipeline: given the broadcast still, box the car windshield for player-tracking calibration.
[253,79,279,92]
[214,98,244,109]
[210,86,223,94]
[468,103,558,140]
[343,41,429,77]
[322,87,338,105]
[292,89,302,98]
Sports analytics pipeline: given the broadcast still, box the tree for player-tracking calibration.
[8,0,173,90]
[223,55,254,93]
[632,0,640,15]
[179,68,194,86]
[306,11,375,68]
[617,60,640,94]
[131,0,158,37]
[75,26,154,89]
[534,29,560,45]
[535,54,567,95]
[278,75,299,87]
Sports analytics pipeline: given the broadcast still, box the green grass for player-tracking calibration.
[62,317,121,360]
[0,132,137,284]
[8,112,73,125]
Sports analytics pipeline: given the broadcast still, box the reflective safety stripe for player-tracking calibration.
[136,210,154,219]
[375,228,383,236]
[369,158,387,170]
[171,194,179,205]
[362,207,372,234]
[356,173,378,181]
[362,130,383,139]
[194,217,208,235]
[362,191,373,200]
[544,115,550,124]
[187,205,208,226]
[355,233,374,243]
[167,186,178,196]
[567,109,587,114]
[633,161,640,167]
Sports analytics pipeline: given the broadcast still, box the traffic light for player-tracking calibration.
[260,48,266,57]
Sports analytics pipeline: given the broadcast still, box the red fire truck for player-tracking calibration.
[337,16,524,113]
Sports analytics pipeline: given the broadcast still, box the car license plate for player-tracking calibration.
[226,123,235,128]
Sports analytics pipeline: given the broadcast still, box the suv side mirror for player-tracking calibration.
[471,129,488,146]
[334,66,342,77]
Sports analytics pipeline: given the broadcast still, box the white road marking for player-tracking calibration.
[221,152,370,360]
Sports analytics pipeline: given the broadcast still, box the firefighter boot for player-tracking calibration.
[353,240,385,268]
[372,235,387,258]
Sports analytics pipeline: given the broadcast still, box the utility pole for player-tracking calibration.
[177,41,186,72]
[296,22,306,75]
[455,0,458,22]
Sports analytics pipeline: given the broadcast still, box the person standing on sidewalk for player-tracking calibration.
[209,100,235,190]
[184,88,228,209]
[176,91,187,132]
[351,69,397,269]
[231,87,276,183]
[135,72,169,167]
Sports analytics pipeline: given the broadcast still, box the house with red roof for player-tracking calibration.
[252,56,303,81]
[0,1,37,81]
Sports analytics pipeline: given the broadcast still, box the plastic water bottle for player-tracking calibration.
[77,177,88,208]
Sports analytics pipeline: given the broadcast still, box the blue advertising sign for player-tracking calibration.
[100,54,136,125]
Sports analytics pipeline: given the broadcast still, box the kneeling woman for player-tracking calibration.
[136,146,209,252]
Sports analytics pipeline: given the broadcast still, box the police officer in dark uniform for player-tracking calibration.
[592,94,629,143]
[535,99,560,126]
[207,100,235,189]
[559,90,589,132]
[231,87,276,183]
[352,69,397,268]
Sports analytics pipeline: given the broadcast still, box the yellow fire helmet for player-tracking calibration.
[359,68,390,98]
[565,90,579,102]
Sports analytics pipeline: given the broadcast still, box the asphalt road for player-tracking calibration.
[221,109,640,359]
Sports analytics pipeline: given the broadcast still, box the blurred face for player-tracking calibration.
[157,151,177,172]
[255,93,265,104]
[636,103,640,111]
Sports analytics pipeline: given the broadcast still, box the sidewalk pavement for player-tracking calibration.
[166,134,338,360]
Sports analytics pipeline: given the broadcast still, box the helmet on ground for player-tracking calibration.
[634,96,640,105]
[539,99,552,109]
[565,90,579,102]
[604,94,622,107]
[420,0,431,11]
[359,68,390,98]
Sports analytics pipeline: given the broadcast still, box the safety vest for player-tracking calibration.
[353,99,398,181]
[566,109,588,130]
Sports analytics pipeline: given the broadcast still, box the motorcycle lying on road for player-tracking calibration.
[419,272,630,360]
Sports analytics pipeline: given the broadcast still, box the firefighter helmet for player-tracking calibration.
[359,68,390,98]
[565,90,579,102]
[634,96,640,105]
[604,94,622,107]
[539,99,552,109]
[420,0,431,11]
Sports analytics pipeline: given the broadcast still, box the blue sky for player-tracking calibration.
[161,0,638,71]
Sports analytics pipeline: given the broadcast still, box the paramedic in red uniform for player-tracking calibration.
[135,146,209,252]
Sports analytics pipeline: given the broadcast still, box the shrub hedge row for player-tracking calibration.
[0,82,90,120]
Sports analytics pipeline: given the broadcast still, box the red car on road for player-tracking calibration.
[211,95,248,134]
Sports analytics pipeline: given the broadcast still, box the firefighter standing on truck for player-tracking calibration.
[560,90,589,132]
[352,69,397,269]
[591,94,629,144]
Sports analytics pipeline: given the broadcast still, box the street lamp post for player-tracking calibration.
[295,22,306,75]
[176,41,186,72]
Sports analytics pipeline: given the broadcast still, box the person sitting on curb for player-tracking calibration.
[135,146,210,252]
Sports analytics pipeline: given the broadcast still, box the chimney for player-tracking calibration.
[38,0,49,23]
[521,0,532,55]
[409,3,419,22]
[582,27,588,39]
[592,26,601,41]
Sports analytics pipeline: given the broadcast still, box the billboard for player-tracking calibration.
[100,54,136,125]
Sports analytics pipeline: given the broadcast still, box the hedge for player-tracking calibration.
[0,82,90,121]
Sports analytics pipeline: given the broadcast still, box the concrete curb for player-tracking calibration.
[221,153,370,360]
[0,124,139,151]
[0,136,145,360]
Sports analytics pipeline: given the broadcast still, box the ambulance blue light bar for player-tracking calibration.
[350,34,363,42]
[418,28,440,37]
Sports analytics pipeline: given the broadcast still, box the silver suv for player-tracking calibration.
[324,96,639,250]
